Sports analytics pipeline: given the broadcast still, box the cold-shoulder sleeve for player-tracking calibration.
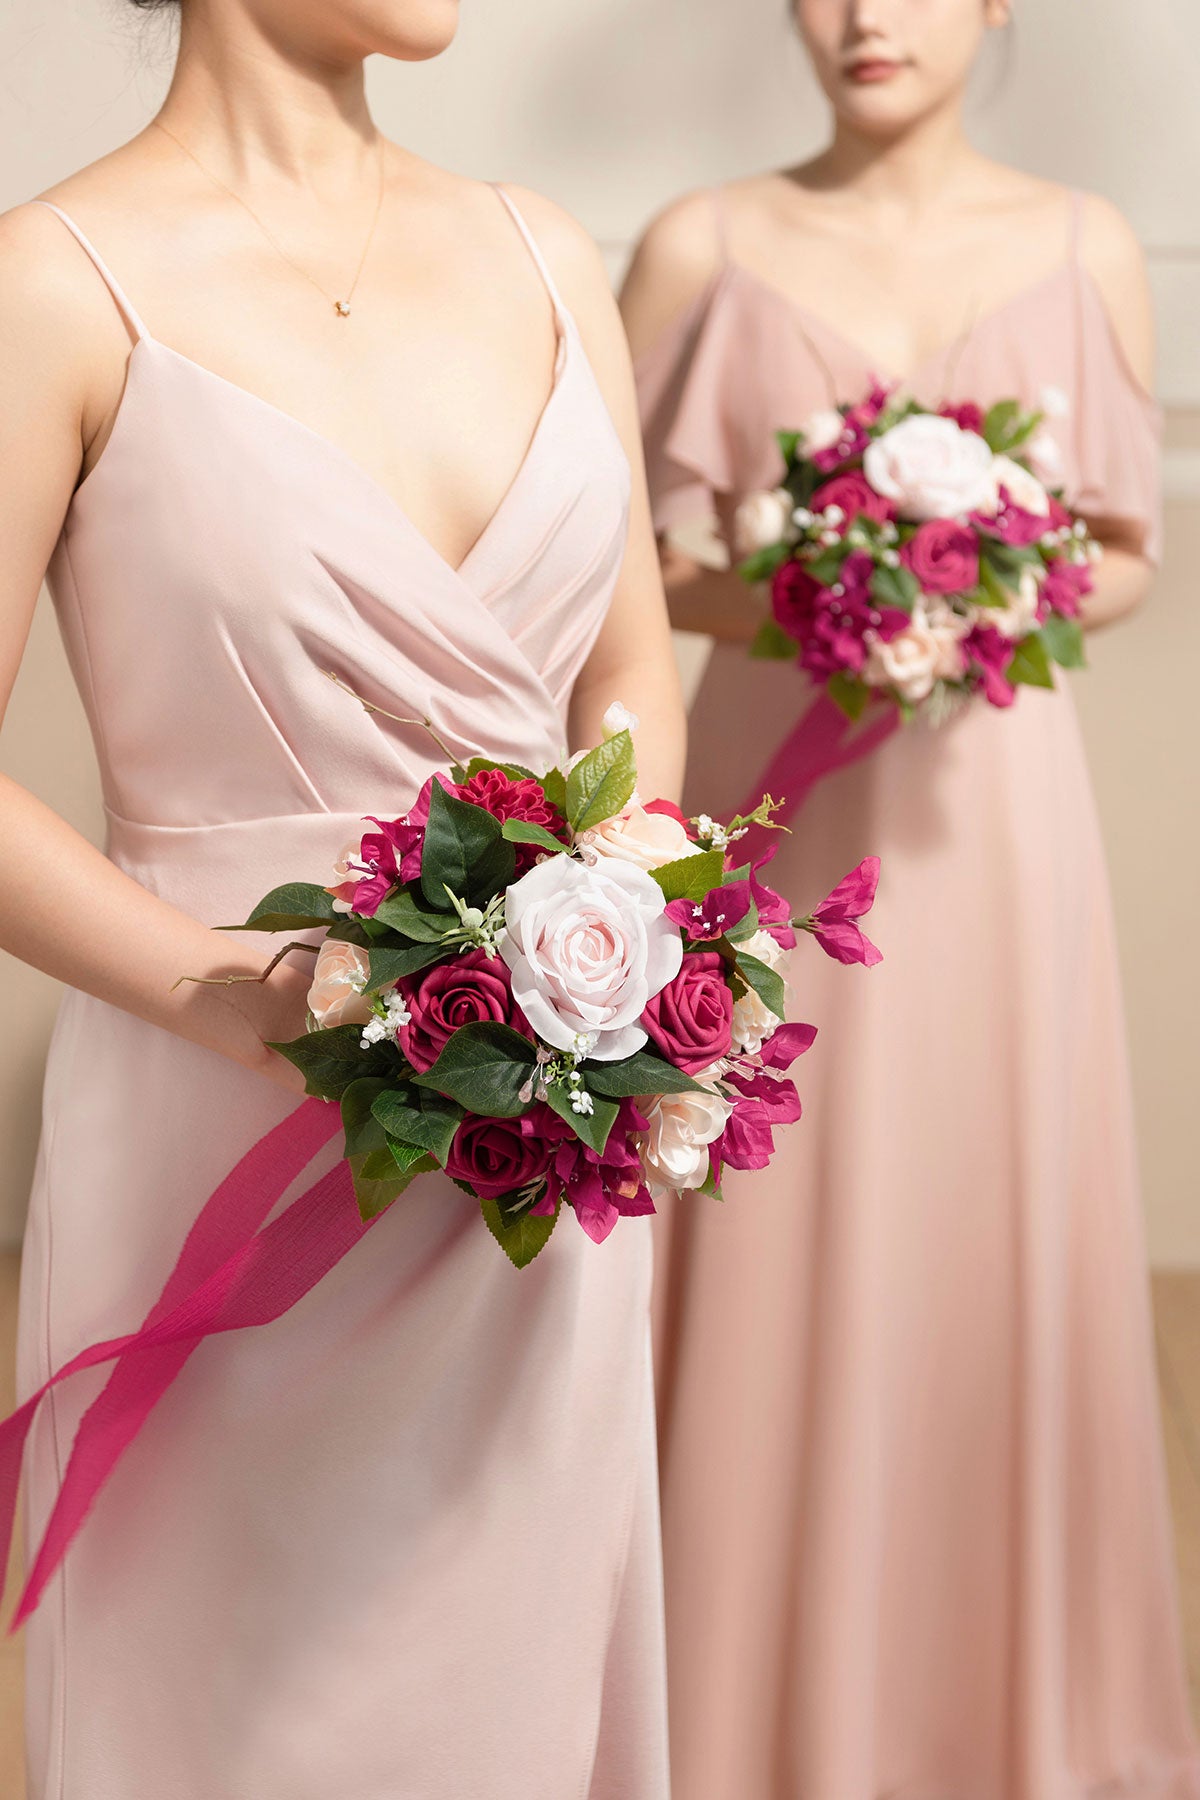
[1072,275,1164,564]
[633,272,747,540]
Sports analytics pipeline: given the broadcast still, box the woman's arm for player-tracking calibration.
[0,205,307,1090]
[507,188,689,803]
[1077,194,1160,632]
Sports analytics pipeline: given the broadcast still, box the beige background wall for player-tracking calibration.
[2,0,1198,1260]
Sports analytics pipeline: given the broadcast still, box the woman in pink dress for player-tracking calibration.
[621,1,1198,1795]
[0,1,684,1794]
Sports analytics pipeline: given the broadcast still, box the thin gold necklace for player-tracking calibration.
[152,119,387,320]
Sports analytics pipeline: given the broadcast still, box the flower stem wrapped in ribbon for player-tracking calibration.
[0,706,882,1626]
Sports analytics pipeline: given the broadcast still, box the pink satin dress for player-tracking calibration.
[637,189,1199,1799]
[17,191,670,1800]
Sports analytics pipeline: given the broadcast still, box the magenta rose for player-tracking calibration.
[642,950,734,1073]
[445,1110,553,1200]
[398,948,531,1074]
[455,768,567,872]
[1041,556,1093,618]
[811,471,896,530]
[900,519,980,595]
[939,401,985,435]
[771,560,823,639]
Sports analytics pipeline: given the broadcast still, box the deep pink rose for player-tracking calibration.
[771,560,824,639]
[811,471,896,530]
[939,401,985,435]
[1041,556,1093,618]
[455,768,567,872]
[398,948,531,1073]
[900,519,980,595]
[642,951,734,1073]
[445,1110,553,1200]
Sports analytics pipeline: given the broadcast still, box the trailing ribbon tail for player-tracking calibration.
[0,1096,366,1629]
[736,694,900,860]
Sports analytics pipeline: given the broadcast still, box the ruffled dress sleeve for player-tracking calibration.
[1071,273,1164,564]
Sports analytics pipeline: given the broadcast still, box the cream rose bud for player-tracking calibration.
[863,415,996,521]
[308,938,375,1029]
[996,566,1044,640]
[991,454,1050,518]
[802,408,847,456]
[923,601,972,681]
[732,488,795,558]
[738,928,789,971]
[639,1084,734,1199]
[580,804,701,873]
[730,986,781,1058]
[500,854,683,1062]
[1024,429,1065,491]
[864,607,941,704]
[601,700,639,739]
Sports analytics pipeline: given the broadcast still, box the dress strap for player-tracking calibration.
[490,185,568,327]
[32,201,151,343]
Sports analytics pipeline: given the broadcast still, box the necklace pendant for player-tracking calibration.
[334,299,352,318]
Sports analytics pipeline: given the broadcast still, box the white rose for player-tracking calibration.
[1024,428,1065,490]
[995,566,1044,640]
[601,700,639,738]
[864,607,941,704]
[500,853,683,1062]
[579,804,701,872]
[923,601,972,681]
[732,488,794,558]
[730,986,781,1057]
[802,408,847,456]
[863,415,996,520]
[991,454,1050,518]
[738,928,789,971]
[639,1085,734,1199]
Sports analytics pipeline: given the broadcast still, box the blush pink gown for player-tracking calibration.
[637,189,1199,1800]
[17,192,669,1800]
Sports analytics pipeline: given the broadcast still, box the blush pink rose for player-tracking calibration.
[307,938,374,1029]
[444,1110,553,1200]
[642,950,734,1073]
[863,415,996,520]
[398,947,530,1073]
[900,519,980,595]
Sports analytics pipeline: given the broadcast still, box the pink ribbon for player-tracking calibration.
[0,1096,370,1629]
[736,693,899,861]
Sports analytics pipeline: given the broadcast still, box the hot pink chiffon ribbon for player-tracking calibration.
[0,1095,369,1629]
[737,693,899,861]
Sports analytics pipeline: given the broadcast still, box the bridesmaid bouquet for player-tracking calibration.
[228,707,877,1266]
[735,387,1100,720]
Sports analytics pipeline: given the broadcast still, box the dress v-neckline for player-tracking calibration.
[74,322,574,584]
[724,257,1076,389]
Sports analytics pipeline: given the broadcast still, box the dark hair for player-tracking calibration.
[128,0,178,7]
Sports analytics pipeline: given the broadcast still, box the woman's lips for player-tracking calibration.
[846,58,905,83]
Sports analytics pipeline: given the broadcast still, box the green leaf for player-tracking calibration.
[737,542,790,583]
[649,847,725,904]
[370,1088,463,1165]
[749,616,798,661]
[977,558,1016,610]
[1007,631,1056,690]
[805,545,846,585]
[982,398,1022,453]
[218,882,335,933]
[349,1151,409,1222]
[869,561,919,613]
[565,730,638,835]
[420,779,515,911]
[385,1142,437,1179]
[1040,611,1086,670]
[500,818,569,855]
[827,671,870,721]
[544,1082,619,1155]
[461,757,536,781]
[776,428,802,464]
[724,896,760,944]
[412,1020,538,1118]
[341,1076,392,1159]
[540,766,568,817]
[583,1050,703,1098]
[268,1024,388,1102]
[735,951,786,1022]
[479,1195,559,1269]
[365,941,445,993]
[371,889,455,943]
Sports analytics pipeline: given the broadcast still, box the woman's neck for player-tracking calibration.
[802,102,989,222]
[157,3,378,190]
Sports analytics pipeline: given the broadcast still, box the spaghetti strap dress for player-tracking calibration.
[16,188,670,1800]
[636,186,1199,1800]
